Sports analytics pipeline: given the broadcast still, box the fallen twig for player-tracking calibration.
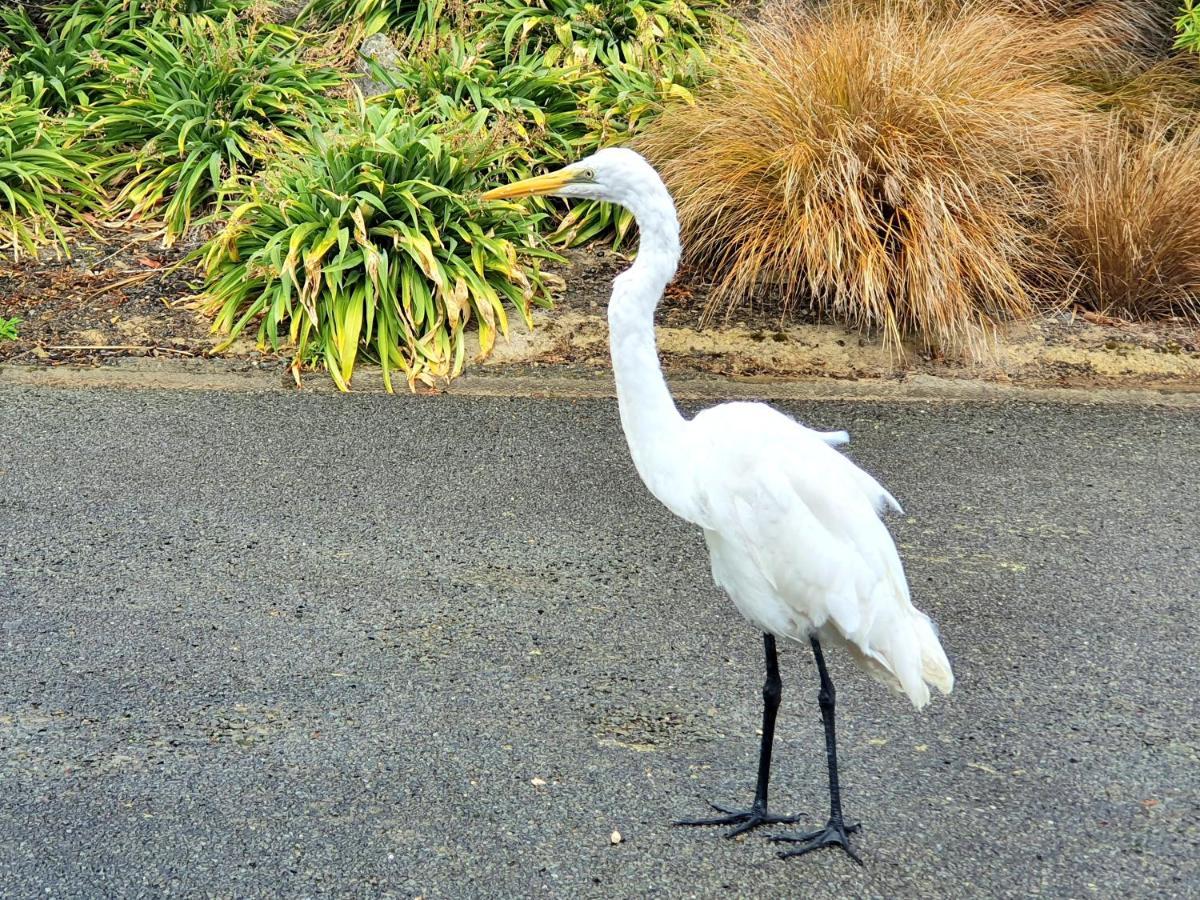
[1072,305,1127,327]
[44,344,196,355]
[89,231,159,268]
[86,270,158,301]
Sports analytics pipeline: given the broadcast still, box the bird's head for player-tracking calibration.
[480,147,660,207]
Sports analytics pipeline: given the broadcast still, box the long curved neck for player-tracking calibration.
[607,180,690,515]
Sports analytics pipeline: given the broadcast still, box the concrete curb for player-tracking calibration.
[3,357,1199,407]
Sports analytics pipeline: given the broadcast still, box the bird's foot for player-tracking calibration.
[770,818,863,865]
[674,802,804,839]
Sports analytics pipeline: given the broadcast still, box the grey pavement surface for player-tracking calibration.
[1,384,1198,898]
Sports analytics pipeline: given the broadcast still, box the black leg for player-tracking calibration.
[754,632,783,810]
[769,638,863,864]
[675,634,803,838]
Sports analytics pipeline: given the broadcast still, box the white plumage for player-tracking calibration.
[483,147,953,862]
[688,402,952,709]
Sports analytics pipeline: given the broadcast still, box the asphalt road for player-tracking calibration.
[1,383,1197,898]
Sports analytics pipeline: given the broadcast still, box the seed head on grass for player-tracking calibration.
[636,1,1101,355]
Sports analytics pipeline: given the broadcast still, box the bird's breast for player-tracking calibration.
[703,529,812,640]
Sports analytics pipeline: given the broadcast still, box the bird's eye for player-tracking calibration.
[580,168,596,181]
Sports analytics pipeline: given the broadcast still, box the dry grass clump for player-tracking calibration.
[637,1,1102,354]
[1000,0,1176,46]
[1095,59,1200,124]
[1055,118,1200,321]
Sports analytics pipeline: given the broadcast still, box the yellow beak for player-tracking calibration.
[480,168,577,201]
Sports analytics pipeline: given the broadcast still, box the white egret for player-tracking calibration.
[482,148,953,863]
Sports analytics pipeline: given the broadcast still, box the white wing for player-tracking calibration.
[687,402,952,709]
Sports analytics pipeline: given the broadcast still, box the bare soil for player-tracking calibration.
[487,245,1200,390]
[0,225,255,367]
[3,229,1198,390]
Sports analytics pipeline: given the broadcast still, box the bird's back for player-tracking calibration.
[684,402,953,709]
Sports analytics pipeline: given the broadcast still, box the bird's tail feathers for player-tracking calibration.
[912,613,954,701]
[845,610,954,710]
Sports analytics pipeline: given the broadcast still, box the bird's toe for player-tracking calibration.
[770,819,863,865]
[674,802,804,839]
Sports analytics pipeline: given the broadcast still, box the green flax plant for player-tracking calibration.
[201,104,558,390]
[0,93,98,258]
[477,1,729,246]
[300,0,727,249]
[552,44,712,246]
[0,5,107,111]
[0,0,254,111]
[364,29,712,248]
[371,35,591,170]
[481,0,726,66]
[46,0,251,35]
[298,0,448,38]
[91,14,342,242]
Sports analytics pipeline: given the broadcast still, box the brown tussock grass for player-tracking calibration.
[1096,60,1200,125]
[1005,0,1179,55]
[888,0,1177,59]
[1056,117,1200,321]
[636,1,1113,355]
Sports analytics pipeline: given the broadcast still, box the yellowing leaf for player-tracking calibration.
[666,83,695,105]
[442,276,470,326]
[402,233,445,292]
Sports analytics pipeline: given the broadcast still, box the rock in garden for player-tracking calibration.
[355,34,402,97]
